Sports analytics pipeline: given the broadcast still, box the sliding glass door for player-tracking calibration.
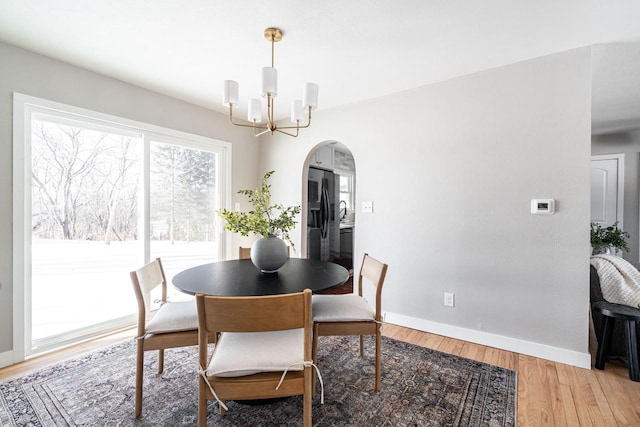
[18,96,229,356]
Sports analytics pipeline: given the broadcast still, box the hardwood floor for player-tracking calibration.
[2,324,640,425]
[0,329,136,382]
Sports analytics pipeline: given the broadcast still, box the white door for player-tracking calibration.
[590,154,624,228]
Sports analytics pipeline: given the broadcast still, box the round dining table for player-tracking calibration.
[172,258,349,296]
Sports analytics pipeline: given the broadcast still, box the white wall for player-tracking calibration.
[260,47,592,367]
[0,42,260,355]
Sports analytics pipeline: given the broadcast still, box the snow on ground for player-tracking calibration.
[31,239,219,341]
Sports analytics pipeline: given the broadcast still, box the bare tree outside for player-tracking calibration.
[100,136,139,244]
[31,120,140,242]
[150,142,217,244]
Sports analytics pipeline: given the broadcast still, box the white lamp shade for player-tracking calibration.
[303,83,318,110]
[291,100,305,123]
[223,80,239,107]
[261,67,278,97]
[248,98,262,122]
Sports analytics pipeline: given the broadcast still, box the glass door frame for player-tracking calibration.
[12,93,231,361]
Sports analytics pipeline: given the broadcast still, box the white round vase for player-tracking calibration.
[251,235,288,273]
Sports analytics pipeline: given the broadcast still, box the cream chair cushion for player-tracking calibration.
[206,329,304,377]
[145,300,198,334]
[312,294,375,322]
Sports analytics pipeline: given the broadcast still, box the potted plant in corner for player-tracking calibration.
[590,222,630,255]
[217,171,301,273]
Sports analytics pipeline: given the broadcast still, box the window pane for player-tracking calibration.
[31,119,142,345]
[339,174,353,211]
[339,175,350,193]
[149,141,221,297]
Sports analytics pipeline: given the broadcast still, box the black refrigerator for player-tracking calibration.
[307,167,339,261]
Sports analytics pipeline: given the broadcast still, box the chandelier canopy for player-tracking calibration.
[223,28,318,138]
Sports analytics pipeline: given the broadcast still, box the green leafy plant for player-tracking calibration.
[217,171,301,248]
[590,222,630,252]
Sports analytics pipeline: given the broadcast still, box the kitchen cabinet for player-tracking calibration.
[312,145,334,170]
[340,227,353,261]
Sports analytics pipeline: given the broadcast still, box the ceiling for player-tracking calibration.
[1,1,639,134]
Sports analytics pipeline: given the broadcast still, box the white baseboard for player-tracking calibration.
[0,350,14,369]
[385,312,591,369]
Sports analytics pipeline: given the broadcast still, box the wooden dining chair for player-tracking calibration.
[238,246,252,259]
[312,253,389,391]
[130,258,202,418]
[196,289,314,427]
[239,245,290,259]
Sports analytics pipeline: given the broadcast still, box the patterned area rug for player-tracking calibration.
[0,336,516,426]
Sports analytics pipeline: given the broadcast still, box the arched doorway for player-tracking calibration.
[302,141,356,272]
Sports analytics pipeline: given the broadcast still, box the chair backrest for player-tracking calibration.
[239,246,290,259]
[196,289,312,366]
[130,258,167,334]
[358,253,389,320]
[197,289,311,334]
[238,246,252,259]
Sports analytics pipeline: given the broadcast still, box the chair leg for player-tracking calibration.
[312,323,319,397]
[359,335,364,356]
[312,324,319,364]
[303,365,312,427]
[595,315,615,370]
[624,320,640,382]
[198,377,207,426]
[135,338,144,418]
[158,348,165,374]
[375,329,381,391]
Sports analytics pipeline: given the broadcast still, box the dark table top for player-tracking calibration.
[172,258,349,296]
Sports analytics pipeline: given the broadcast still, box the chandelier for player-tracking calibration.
[223,28,318,138]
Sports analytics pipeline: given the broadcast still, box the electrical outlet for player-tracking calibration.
[444,292,455,307]
[235,202,241,212]
[362,201,373,213]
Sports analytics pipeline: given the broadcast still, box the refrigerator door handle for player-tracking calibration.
[321,187,329,238]
[319,188,325,237]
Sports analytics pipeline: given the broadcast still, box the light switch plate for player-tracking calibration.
[362,201,373,213]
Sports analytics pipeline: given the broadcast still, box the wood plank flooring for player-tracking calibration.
[2,324,640,426]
